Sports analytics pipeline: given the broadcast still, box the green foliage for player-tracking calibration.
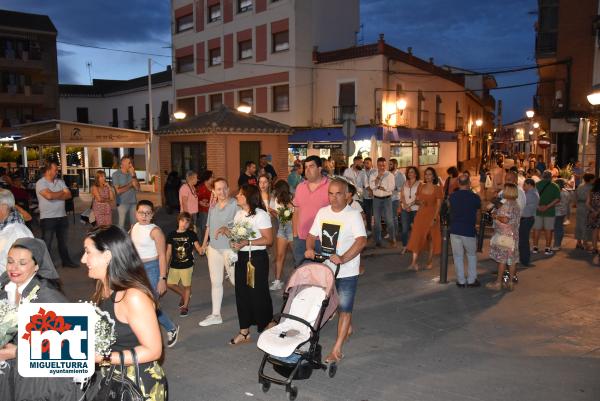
[0,147,18,162]
[559,163,573,179]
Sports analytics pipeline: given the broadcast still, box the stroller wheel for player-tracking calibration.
[261,381,271,393]
[328,362,337,378]
[287,386,298,401]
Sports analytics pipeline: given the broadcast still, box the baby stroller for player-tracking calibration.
[257,256,339,400]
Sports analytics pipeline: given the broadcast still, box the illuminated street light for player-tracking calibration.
[587,90,600,106]
[237,103,252,114]
[526,110,535,119]
[396,98,407,111]
[533,122,540,129]
[173,111,187,120]
[529,130,534,135]
[475,119,483,127]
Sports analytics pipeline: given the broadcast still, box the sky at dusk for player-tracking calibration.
[4,0,538,123]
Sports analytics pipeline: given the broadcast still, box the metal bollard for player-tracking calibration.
[439,221,450,284]
[477,212,487,252]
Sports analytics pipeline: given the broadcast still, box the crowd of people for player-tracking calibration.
[0,149,595,400]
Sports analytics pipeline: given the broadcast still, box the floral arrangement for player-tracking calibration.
[277,206,293,226]
[94,306,116,357]
[228,220,257,251]
[0,300,18,348]
[559,163,573,180]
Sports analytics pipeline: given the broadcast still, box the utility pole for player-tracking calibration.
[146,58,153,182]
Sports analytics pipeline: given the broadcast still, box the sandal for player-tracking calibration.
[228,331,251,345]
[408,264,419,272]
[485,281,502,291]
[324,352,344,364]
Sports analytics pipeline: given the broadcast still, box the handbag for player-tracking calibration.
[491,233,515,249]
[80,207,96,225]
[246,243,255,288]
[85,349,148,401]
[485,174,493,189]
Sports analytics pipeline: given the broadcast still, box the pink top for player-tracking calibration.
[294,177,329,239]
[179,183,199,214]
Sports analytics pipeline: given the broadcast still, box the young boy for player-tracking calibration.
[166,212,203,317]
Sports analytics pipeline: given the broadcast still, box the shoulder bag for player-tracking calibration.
[84,349,148,401]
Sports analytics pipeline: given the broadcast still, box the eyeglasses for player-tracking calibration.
[137,211,153,216]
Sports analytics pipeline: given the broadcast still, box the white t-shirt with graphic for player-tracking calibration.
[309,205,367,278]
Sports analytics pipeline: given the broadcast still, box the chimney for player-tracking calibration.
[377,33,385,53]
[429,57,434,64]
[407,47,412,56]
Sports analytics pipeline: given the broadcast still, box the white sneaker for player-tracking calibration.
[199,314,223,327]
[269,279,283,291]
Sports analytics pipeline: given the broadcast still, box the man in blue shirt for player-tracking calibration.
[449,173,481,287]
[519,178,540,266]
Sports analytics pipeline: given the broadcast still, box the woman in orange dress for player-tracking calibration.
[406,167,443,271]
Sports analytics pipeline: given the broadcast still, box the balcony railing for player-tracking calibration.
[455,115,464,132]
[435,112,445,130]
[332,105,357,124]
[418,110,429,129]
[123,119,135,129]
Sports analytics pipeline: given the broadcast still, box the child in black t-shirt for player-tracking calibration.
[166,212,203,317]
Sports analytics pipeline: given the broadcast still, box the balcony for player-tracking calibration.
[435,112,446,130]
[418,110,429,129]
[123,119,136,129]
[332,105,357,124]
[0,49,44,70]
[455,115,464,132]
[535,32,558,59]
[140,117,157,131]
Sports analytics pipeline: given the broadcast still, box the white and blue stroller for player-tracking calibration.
[257,258,340,400]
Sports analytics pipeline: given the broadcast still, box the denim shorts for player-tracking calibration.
[277,221,293,241]
[336,275,359,313]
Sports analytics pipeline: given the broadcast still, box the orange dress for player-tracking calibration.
[406,184,443,255]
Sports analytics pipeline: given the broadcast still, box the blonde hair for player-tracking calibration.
[503,183,518,200]
[94,170,106,187]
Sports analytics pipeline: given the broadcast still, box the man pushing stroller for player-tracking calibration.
[305,177,367,364]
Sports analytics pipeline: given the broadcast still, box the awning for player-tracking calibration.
[288,126,382,143]
[383,127,457,142]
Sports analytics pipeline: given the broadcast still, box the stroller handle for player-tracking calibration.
[310,253,341,278]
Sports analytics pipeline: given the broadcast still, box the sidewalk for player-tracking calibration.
[46,207,600,401]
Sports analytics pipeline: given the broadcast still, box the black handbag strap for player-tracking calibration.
[129,348,142,389]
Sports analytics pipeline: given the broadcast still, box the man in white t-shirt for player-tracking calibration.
[0,189,33,274]
[305,178,367,364]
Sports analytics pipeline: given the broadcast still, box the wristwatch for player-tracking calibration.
[160,276,167,280]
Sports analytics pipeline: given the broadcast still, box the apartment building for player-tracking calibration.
[535,0,598,166]
[59,66,173,130]
[172,0,359,126]
[0,9,59,130]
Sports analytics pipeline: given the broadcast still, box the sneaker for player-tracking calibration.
[544,248,554,255]
[551,246,560,251]
[199,314,223,327]
[455,282,466,288]
[269,280,283,291]
[532,247,539,254]
[179,307,189,317]
[167,326,179,348]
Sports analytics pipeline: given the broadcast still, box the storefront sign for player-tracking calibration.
[313,143,342,149]
[391,141,413,147]
[538,138,551,149]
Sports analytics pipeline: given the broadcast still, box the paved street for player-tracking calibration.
[39,206,600,401]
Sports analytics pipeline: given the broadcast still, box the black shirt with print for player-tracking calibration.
[167,229,199,269]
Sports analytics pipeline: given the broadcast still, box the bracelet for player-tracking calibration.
[100,353,111,367]
[160,276,167,280]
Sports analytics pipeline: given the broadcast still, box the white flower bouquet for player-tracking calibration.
[277,206,293,226]
[228,220,257,252]
[0,299,18,348]
[94,306,116,357]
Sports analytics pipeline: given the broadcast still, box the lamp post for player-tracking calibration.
[475,118,483,160]
[587,89,600,176]
[173,111,187,120]
[237,103,252,114]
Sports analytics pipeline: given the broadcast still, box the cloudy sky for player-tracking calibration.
[5,0,537,122]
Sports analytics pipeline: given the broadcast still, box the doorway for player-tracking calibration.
[240,141,260,173]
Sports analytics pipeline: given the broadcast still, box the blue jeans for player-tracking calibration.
[373,197,395,243]
[450,234,478,284]
[292,237,321,267]
[363,198,373,231]
[400,210,417,246]
[519,217,534,266]
[392,199,400,238]
[197,212,208,244]
[117,203,136,230]
[554,215,565,248]
[144,259,177,332]
[336,276,359,313]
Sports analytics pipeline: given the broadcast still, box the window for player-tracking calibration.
[239,89,253,109]
[272,85,289,112]
[390,142,413,168]
[238,0,253,13]
[208,4,221,23]
[272,30,289,52]
[111,108,118,127]
[176,55,194,73]
[238,40,252,60]
[176,14,193,33]
[76,107,89,124]
[172,142,207,178]
[419,141,439,166]
[209,47,221,66]
[177,97,195,118]
[210,93,223,110]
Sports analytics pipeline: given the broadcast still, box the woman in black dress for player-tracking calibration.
[0,238,82,401]
[221,184,274,345]
[82,225,167,400]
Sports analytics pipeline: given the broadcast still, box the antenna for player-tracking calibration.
[358,24,364,45]
[86,61,92,84]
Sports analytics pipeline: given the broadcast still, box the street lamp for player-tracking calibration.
[533,122,540,129]
[526,110,535,119]
[237,103,252,114]
[587,88,600,176]
[173,111,186,120]
[396,98,407,114]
